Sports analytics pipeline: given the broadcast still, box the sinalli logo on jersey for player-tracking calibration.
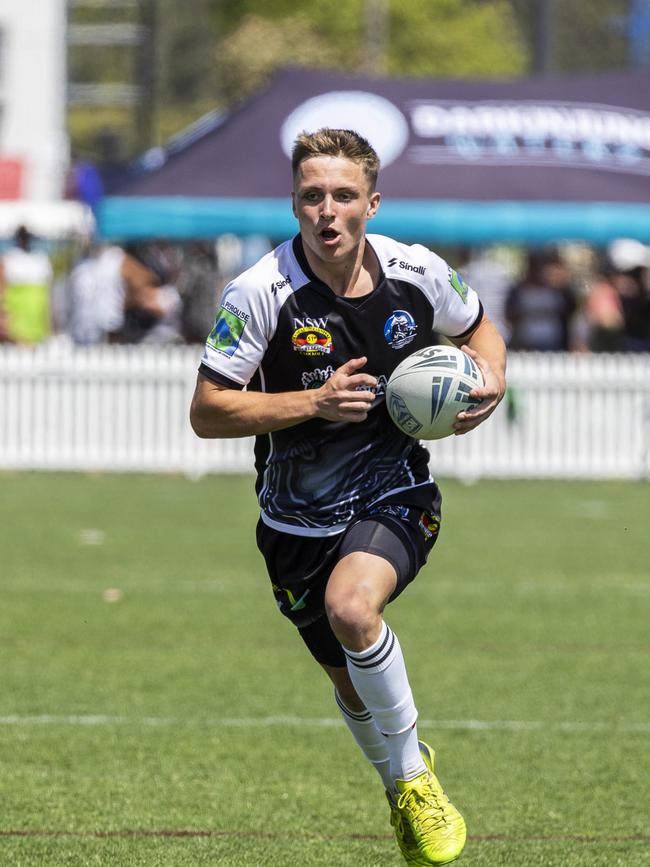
[292,326,333,355]
[388,257,426,275]
[384,310,417,349]
[270,275,291,295]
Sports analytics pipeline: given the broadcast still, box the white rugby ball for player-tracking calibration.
[386,345,484,440]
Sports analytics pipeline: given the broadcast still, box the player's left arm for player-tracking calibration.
[449,314,507,435]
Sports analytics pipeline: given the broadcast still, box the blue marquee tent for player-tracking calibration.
[99,67,650,244]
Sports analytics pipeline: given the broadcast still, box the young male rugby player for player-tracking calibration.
[191,128,506,865]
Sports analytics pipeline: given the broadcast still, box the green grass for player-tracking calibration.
[0,474,648,866]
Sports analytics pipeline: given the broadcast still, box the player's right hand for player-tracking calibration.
[314,357,377,422]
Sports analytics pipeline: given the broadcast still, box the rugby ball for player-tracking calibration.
[386,345,483,440]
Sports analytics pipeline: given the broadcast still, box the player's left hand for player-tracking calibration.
[453,345,505,435]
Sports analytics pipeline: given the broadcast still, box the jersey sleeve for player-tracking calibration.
[199,274,273,389]
[423,248,483,338]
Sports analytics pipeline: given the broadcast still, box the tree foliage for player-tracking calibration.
[214,14,341,106]
[67,0,633,164]
[213,0,526,106]
[511,0,628,73]
[387,0,526,77]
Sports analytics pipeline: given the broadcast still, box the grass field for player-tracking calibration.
[0,473,648,867]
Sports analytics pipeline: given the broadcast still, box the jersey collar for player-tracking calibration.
[291,234,385,304]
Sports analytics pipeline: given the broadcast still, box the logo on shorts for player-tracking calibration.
[384,310,417,349]
[292,326,333,355]
[207,304,249,356]
[272,583,310,613]
[419,512,440,540]
[286,587,310,611]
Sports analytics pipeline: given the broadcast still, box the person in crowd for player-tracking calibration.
[190,127,506,865]
[67,242,182,345]
[176,241,221,344]
[505,249,578,351]
[0,225,53,344]
[66,241,104,345]
[583,259,626,353]
[607,240,650,352]
[119,243,183,344]
[454,246,512,343]
[584,240,650,353]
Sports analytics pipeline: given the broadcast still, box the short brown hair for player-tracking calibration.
[291,128,380,191]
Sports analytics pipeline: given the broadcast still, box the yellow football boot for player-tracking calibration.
[387,794,422,866]
[388,741,454,865]
[392,745,466,866]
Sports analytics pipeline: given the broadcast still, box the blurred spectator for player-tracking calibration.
[67,242,103,345]
[67,242,182,345]
[606,239,650,352]
[456,247,512,342]
[0,226,53,344]
[505,249,578,351]
[48,237,639,353]
[177,241,221,343]
[215,233,272,281]
[583,265,625,352]
[121,243,183,344]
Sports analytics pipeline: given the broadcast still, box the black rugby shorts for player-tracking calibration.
[256,484,442,667]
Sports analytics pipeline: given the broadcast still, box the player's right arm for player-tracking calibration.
[190,357,377,438]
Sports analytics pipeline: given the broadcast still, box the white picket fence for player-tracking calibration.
[1,340,649,479]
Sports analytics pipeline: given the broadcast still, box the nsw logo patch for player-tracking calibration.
[292,326,333,355]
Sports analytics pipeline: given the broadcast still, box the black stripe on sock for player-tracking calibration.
[335,692,373,722]
[346,630,396,670]
[344,626,392,666]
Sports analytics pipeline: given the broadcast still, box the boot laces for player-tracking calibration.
[391,803,413,843]
[397,776,449,833]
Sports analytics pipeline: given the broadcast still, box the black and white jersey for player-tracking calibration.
[199,234,482,537]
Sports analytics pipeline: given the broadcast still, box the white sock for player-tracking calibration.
[343,622,426,785]
[334,689,393,791]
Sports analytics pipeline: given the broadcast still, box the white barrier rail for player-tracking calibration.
[0,342,649,479]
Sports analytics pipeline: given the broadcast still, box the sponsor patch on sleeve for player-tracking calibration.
[448,268,470,304]
[207,303,249,356]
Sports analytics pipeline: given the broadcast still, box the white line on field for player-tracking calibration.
[0,715,648,733]
[5,577,650,595]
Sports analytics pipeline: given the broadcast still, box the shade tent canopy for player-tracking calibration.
[0,201,94,241]
[99,67,650,244]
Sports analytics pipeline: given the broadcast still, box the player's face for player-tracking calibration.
[292,156,380,267]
